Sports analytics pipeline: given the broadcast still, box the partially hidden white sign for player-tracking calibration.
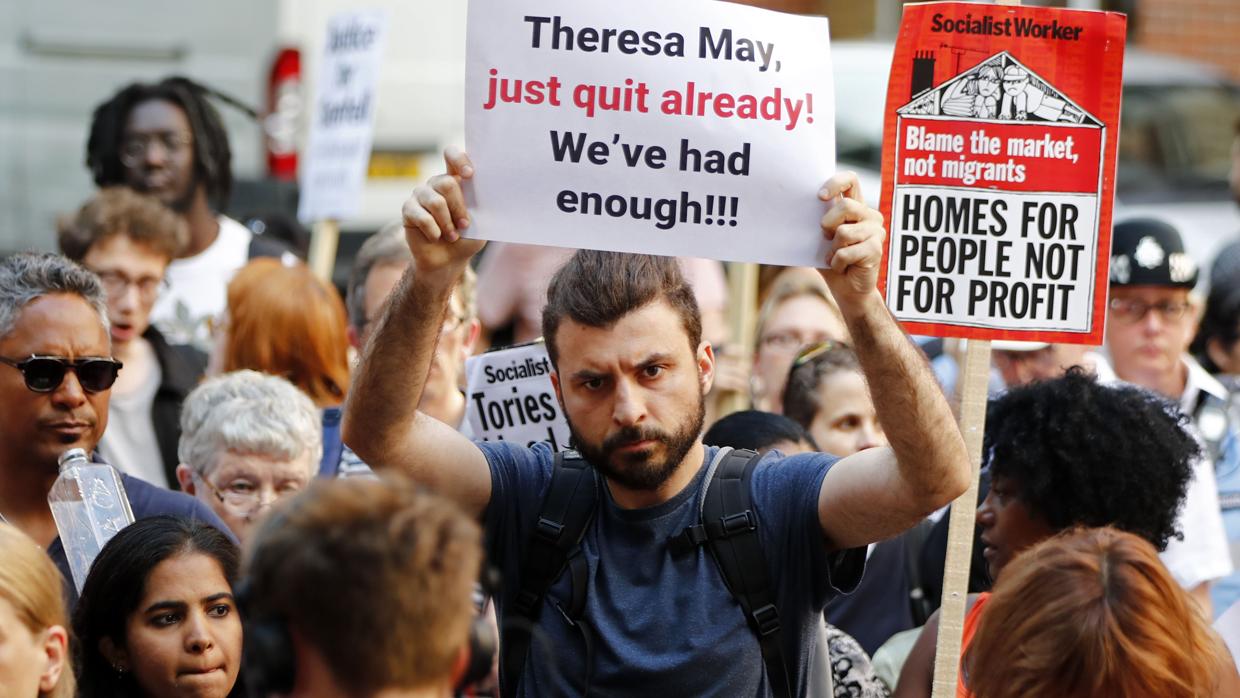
[464,0,835,267]
[298,9,388,222]
[465,341,571,451]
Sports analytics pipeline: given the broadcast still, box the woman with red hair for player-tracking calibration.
[966,527,1239,698]
[209,257,356,476]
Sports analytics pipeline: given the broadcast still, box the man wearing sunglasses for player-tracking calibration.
[345,150,971,696]
[1106,217,1234,616]
[0,252,232,603]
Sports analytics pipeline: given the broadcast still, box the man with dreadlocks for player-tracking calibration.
[86,76,293,350]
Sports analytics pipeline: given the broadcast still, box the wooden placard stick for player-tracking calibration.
[717,261,759,417]
[308,218,341,283]
[929,0,1020,687]
[930,338,992,697]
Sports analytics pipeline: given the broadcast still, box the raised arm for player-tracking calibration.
[343,149,492,517]
[814,173,970,551]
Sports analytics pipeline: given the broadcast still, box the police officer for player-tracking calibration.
[1107,218,1235,614]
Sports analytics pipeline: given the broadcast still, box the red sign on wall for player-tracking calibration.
[879,3,1126,345]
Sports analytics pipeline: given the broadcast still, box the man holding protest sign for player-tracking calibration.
[343,148,969,696]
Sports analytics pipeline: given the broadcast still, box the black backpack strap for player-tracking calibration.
[501,450,598,695]
[674,448,793,698]
[551,552,596,694]
[900,518,936,627]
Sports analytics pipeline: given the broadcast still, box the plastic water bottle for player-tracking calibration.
[47,448,135,592]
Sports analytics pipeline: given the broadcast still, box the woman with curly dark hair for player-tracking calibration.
[894,368,1200,698]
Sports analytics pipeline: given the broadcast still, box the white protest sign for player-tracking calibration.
[298,9,387,223]
[464,0,835,267]
[465,341,571,451]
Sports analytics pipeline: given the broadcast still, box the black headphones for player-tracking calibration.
[456,565,503,693]
[236,567,502,697]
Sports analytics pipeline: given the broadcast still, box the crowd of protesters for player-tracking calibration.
[1,70,1239,698]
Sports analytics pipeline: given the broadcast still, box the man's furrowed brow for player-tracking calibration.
[636,352,675,369]
[571,368,607,382]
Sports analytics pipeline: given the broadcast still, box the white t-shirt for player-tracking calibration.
[150,215,253,351]
[97,356,166,488]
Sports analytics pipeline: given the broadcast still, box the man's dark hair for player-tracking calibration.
[541,251,701,366]
[1194,240,1240,373]
[1193,280,1240,373]
[984,368,1198,551]
[782,342,862,429]
[86,76,247,210]
[73,516,239,698]
[703,410,817,453]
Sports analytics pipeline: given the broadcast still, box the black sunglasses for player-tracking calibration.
[0,355,123,393]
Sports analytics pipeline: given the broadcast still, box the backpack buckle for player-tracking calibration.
[536,517,565,542]
[668,524,709,556]
[719,510,757,537]
[514,589,541,614]
[751,604,781,637]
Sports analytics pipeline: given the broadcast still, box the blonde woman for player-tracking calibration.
[0,523,74,698]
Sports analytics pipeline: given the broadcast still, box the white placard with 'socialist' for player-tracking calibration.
[465,341,572,452]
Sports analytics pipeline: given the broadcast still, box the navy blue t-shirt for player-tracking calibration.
[49,473,235,608]
[481,442,865,697]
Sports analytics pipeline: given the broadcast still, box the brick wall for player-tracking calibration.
[728,0,1240,82]
[726,0,824,14]
[1134,0,1240,81]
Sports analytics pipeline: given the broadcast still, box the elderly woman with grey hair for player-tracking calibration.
[175,370,321,542]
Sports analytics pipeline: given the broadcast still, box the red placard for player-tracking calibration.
[878,2,1126,345]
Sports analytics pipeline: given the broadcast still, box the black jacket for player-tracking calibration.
[145,326,207,487]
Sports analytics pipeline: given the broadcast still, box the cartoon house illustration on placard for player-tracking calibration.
[899,52,1101,126]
